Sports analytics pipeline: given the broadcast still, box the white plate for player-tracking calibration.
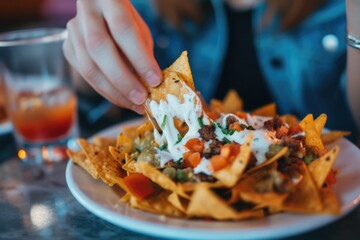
[66,119,360,240]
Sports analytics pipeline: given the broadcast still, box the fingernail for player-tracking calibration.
[145,70,161,87]
[132,105,145,114]
[129,89,147,105]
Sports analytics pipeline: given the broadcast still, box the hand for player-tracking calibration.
[63,0,162,114]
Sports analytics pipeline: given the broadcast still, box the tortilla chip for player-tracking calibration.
[109,132,133,164]
[122,125,140,140]
[143,51,199,138]
[93,137,116,148]
[223,89,243,113]
[280,114,298,126]
[145,53,198,134]
[164,51,194,90]
[252,103,276,117]
[146,51,194,105]
[168,192,188,213]
[151,71,192,103]
[267,206,284,214]
[213,133,253,187]
[210,99,224,114]
[122,153,136,174]
[321,131,351,145]
[130,191,185,217]
[308,146,339,189]
[235,164,288,208]
[109,146,125,164]
[282,161,323,213]
[314,113,327,135]
[136,121,154,138]
[299,114,325,152]
[67,149,99,179]
[111,133,133,163]
[134,162,189,199]
[120,193,131,203]
[319,186,340,215]
[177,181,224,193]
[245,147,289,175]
[78,138,127,188]
[187,184,264,220]
[116,133,133,151]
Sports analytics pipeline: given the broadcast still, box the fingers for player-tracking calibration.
[64,18,144,114]
[64,0,159,113]
[101,0,162,87]
[77,0,149,106]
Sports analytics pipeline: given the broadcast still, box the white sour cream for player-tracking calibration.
[148,83,279,174]
[194,157,212,175]
[214,114,278,164]
[148,83,210,167]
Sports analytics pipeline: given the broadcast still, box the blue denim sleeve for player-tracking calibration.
[253,0,358,142]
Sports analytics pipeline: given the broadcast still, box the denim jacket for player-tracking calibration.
[133,0,358,141]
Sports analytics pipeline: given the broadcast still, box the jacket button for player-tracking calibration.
[322,34,338,52]
[270,57,283,69]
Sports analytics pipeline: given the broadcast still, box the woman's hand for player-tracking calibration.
[63,0,162,114]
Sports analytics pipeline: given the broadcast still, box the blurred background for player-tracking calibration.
[0,0,75,30]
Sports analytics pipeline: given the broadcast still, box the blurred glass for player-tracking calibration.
[0,28,78,165]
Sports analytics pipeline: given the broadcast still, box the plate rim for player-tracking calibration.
[66,119,360,240]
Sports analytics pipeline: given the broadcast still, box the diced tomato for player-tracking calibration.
[183,151,192,161]
[220,143,240,162]
[325,169,336,185]
[276,125,289,139]
[229,122,242,131]
[220,146,230,159]
[184,152,201,168]
[123,173,154,199]
[227,143,241,157]
[185,138,205,153]
[288,124,302,136]
[210,155,229,171]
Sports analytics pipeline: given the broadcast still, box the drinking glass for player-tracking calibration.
[0,28,78,165]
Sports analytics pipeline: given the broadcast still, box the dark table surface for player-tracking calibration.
[1,107,360,240]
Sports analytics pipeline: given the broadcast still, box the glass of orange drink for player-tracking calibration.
[0,28,78,165]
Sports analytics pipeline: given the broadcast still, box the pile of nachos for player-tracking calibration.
[67,51,350,220]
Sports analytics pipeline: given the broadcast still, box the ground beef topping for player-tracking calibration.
[226,115,237,128]
[263,116,284,131]
[202,139,223,159]
[281,136,303,152]
[198,124,217,141]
